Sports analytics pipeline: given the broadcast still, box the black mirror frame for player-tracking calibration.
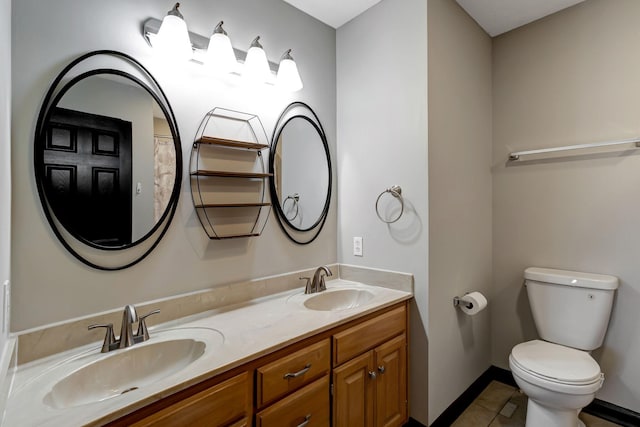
[269,102,332,245]
[34,50,183,270]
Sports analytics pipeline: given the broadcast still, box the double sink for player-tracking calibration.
[7,279,402,426]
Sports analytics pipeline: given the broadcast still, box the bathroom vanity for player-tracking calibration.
[106,302,407,427]
[5,277,412,427]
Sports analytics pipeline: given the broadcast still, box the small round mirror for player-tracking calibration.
[270,102,331,244]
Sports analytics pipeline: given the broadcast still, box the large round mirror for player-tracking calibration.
[270,102,331,244]
[34,51,182,270]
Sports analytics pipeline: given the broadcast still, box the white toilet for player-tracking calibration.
[509,267,618,427]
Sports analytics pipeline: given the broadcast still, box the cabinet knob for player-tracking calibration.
[368,370,377,380]
[378,365,385,374]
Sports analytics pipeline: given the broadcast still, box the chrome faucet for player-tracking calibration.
[302,266,332,294]
[88,305,160,353]
[118,304,138,349]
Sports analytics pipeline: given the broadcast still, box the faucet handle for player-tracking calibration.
[136,309,160,342]
[88,323,116,353]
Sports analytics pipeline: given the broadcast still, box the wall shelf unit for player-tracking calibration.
[190,108,271,239]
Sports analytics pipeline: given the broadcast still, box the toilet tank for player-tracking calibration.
[524,267,618,351]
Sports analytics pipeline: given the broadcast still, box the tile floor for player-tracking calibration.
[452,381,622,427]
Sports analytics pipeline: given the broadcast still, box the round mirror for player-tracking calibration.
[34,51,182,270]
[270,102,331,244]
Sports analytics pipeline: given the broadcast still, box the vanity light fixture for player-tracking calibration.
[276,49,303,92]
[243,36,271,84]
[142,8,304,91]
[153,3,193,62]
[205,21,237,74]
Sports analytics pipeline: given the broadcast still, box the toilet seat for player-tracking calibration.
[510,340,603,394]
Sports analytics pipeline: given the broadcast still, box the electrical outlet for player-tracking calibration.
[353,237,363,257]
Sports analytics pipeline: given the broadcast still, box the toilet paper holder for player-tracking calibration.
[453,295,474,309]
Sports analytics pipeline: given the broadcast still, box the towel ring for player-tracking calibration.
[283,193,300,221]
[375,185,404,224]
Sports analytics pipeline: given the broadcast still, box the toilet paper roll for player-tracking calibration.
[460,291,487,316]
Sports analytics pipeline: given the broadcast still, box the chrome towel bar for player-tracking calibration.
[508,137,640,161]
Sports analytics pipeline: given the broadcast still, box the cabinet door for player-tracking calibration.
[332,351,374,427]
[130,372,251,427]
[374,334,407,427]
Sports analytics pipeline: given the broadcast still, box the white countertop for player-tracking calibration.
[5,279,412,426]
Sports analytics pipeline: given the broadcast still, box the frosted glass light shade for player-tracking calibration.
[243,38,271,84]
[277,56,303,92]
[154,14,192,61]
[206,32,236,74]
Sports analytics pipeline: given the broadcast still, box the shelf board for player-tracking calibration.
[191,170,273,178]
[209,233,261,239]
[196,136,268,150]
[195,203,271,208]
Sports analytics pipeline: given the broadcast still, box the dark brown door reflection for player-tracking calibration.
[43,107,132,246]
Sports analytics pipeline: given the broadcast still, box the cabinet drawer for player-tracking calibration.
[333,305,406,366]
[257,338,330,407]
[131,372,251,427]
[255,375,330,427]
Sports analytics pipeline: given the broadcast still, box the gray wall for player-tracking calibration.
[11,0,336,331]
[492,0,640,411]
[428,0,493,423]
[1,0,10,344]
[336,0,428,423]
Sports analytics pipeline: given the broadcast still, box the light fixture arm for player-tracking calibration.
[280,49,294,61]
[167,2,184,19]
[250,36,263,49]
[213,21,227,36]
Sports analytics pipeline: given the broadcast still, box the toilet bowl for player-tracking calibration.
[509,340,604,427]
[510,268,618,427]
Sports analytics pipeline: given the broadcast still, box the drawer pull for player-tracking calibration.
[368,370,377,380]
[378,365,385,374]
[284,364,311,379]
[296,414,311,427]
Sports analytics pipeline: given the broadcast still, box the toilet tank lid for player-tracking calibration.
[524,267,619,290]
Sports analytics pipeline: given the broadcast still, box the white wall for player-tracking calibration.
[11,0,336,331]
[336,0,428,423]
[428,0,493,423]
[1,0,11,345]
[492,0,640,411]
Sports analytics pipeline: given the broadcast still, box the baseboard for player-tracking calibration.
[429,367,495,427]
[403,417,426,427]
[429,365,640,427]
[583,398,640,427]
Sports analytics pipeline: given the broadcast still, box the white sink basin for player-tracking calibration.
[304,288,375,311]
[44,338,205,409]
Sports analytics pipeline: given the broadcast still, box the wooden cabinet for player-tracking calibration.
[109,302,409,427]
[129,372,252,427]
[374,334,407,427]
[333,351,375,426]
[333,306,408,427]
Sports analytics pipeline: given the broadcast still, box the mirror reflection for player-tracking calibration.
[40,74,177,247]
[273,116,329,230]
